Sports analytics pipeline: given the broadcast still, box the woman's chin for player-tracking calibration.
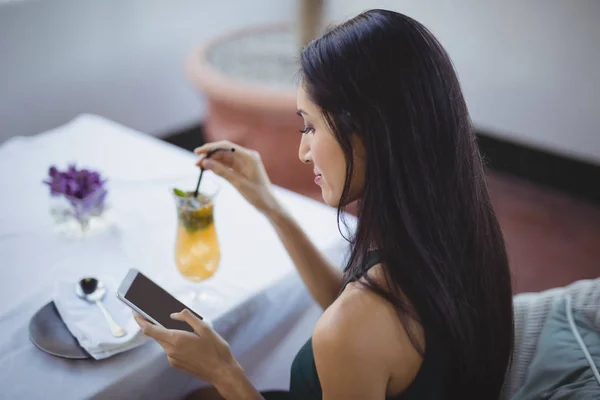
[321,189,340,208]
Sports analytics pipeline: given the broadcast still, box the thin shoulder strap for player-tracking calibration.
[337,250,383,296]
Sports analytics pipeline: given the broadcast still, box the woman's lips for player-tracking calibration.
[314,174,322,184]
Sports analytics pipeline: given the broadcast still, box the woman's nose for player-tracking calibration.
[298,133,312,164]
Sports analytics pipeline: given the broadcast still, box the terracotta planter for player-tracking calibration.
[185,24,322,202]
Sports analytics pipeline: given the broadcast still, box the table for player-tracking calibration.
[0,115,352,399]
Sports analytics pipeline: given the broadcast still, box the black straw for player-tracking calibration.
[193,147,235,198]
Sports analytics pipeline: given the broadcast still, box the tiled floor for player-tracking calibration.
[486,171,600,294]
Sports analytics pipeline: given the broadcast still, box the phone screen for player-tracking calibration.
[123,272,203,332]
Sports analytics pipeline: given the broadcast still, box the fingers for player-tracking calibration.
[133,312,150,327]
[133,312,173,343]
[194,140,264,177]
[194,140,240,156]
[170,309,210,334]
[194,140,260,162]
[201,159,245,188]
[195,149,237,169]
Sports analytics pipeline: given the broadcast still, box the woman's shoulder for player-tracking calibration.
[315,278,422,357]
[312,277,424,395]
[320,278,397,331]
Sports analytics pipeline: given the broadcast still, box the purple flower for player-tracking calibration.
[48,166,59,178]
[44,164,107,216]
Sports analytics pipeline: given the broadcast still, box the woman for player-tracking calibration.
[135,9,514,399]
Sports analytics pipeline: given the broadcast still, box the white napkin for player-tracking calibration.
[53,275,149,360]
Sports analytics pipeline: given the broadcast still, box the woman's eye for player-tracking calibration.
[299,127,315,134]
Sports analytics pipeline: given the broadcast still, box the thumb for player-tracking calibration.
[202,159,242,188]
[171,309,208,333]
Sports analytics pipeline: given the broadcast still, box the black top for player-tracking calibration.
[288,250,448,399]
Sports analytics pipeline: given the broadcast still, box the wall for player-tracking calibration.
[0,0,295,141]
[1,0,599,163]
[330,0,600,164]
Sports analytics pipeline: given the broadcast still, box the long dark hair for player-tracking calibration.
[300,9,513,399]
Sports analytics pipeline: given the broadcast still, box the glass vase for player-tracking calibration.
[50,188,109,239]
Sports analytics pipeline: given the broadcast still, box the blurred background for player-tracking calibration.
[1,0,599,294]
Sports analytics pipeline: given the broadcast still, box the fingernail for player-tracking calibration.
[203,160,214,169]
[170,313,177,318]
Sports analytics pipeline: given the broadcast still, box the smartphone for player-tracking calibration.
[116,268,203,332]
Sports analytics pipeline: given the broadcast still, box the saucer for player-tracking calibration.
[29,301,91,360]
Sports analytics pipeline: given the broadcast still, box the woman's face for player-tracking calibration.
[296,84,365,207]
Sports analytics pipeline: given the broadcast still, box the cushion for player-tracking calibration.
[512,295,600,399]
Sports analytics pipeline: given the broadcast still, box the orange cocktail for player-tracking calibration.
[173,189,220,282]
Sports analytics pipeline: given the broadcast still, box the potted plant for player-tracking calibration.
[185,0,325,202]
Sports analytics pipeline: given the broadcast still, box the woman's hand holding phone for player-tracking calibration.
[133,310,237,385]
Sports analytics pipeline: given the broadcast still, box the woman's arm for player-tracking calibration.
[194,141,344,310]
[266,205,345,310]
[213,361,264,400]
[195,141,343,309]
[134,311,264,400]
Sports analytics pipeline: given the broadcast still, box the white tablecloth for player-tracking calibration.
[0,115,352,399]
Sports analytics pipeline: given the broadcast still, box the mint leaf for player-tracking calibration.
[173,188,187,197]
